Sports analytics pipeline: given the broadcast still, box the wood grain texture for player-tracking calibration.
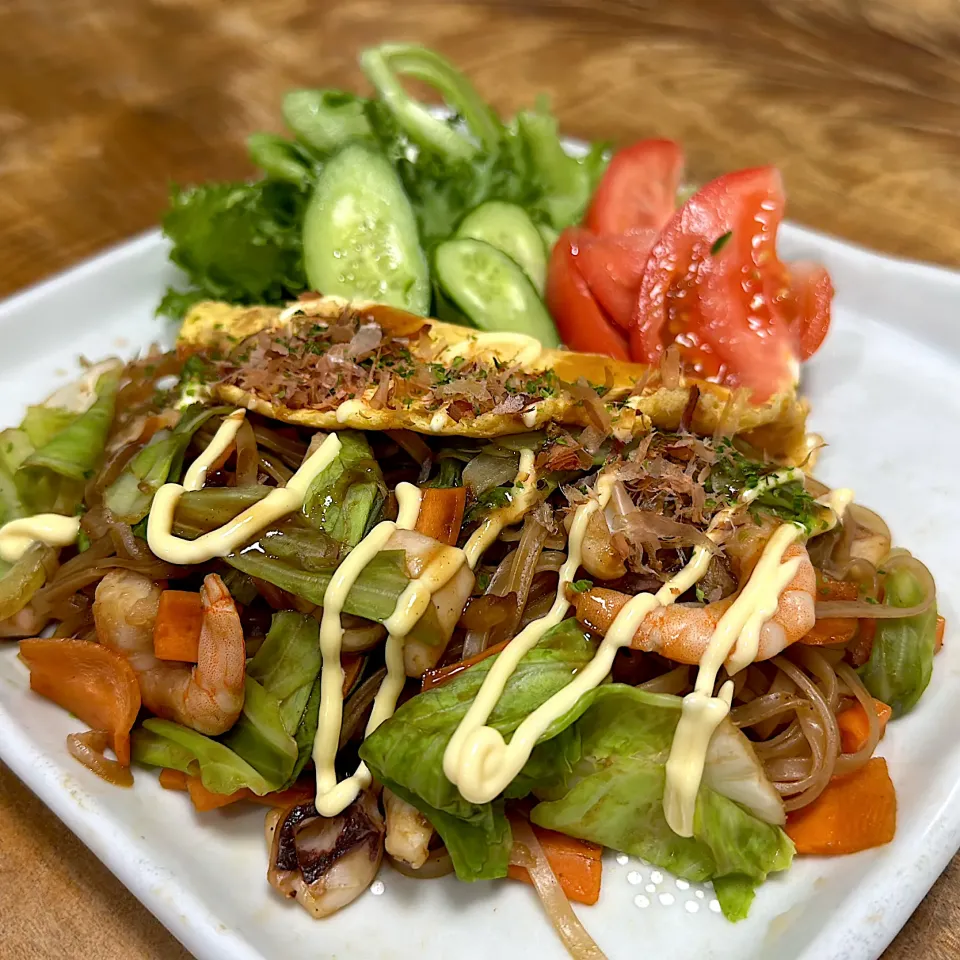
[0,0,958,957]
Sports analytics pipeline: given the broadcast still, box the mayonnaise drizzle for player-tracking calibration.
[313,519,400,815]
[442,466,816,811]
[0,514,81,563]
[147,412,343,565]
[663,522,802,836]
[462,449,538,571]
[440,332,542,368]
[311,454,542,815]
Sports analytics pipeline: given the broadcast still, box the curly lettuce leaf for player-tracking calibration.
[159,180,310,320]
[530,685,793,921]
[302,430,386,547]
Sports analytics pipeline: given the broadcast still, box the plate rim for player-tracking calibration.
[1,224,958,960]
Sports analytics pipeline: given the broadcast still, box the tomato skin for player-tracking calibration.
[586,139,684,235]
[788,262,833,360]
[546,228,630,360]
[631,166,805,401]
[571,230,656,330]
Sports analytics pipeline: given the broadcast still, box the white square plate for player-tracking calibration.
[1,227,959,960]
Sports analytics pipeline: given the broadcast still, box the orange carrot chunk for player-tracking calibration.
[19,638,141,765]
[508,826,603,906]
[153,590,204,662]
[816,573,859,602]
[248,780,316,809]
[837,699,892,754]
[159,768,189,791]
[801,617,859,646]
[415,487,467,546]
[935,615,946,654]
[786,757,896,856]
[186,776,251,812]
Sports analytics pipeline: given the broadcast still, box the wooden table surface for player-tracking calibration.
[1,1,959,958]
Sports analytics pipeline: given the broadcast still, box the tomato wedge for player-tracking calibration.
[630,166,826,401]
[546,228,630,360]
[586,140,683,235]
[787,262,833,360]
[571,230,656,330]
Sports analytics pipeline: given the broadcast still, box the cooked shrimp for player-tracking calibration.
[573,541,816,668]
[0,603,49,638]
[93,570,245,735]
[383,788,433,869]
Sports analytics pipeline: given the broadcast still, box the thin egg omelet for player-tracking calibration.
[178,296,810,462]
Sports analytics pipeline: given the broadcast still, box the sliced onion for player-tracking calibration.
[815,551,936,619]
[386,847,454,879]
[638,665,690,695]
[463,452,520,496]
[66,730,133,787]
[509,817,606,960]
[385,429,432,465]
[339,667,387,749]
[341,615,387,652]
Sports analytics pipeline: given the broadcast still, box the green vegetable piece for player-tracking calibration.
[246,133,312,186]
[22,406,77,449]
[0,428,34,475]
[302,430,386,547]
[859,563,937,717]
[247,610,321,702]
[516,103,608,229]
[130,727,196,774]
[434,238,560,347]
[104,405,231,524]
[0,542,56,621]
[360,620,594,879]
[16,369,119,515]
[141,718,273,795]
[222,677,298,788]
[361,44,501,160]
[282,89,373,156]
[530,686,793,921]
[159,180,309,319]
[302,144,431,315]
[456,201,548,293]
[284,677,321,786]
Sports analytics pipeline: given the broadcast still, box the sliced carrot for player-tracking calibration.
[153,590,203,662]
[248,780,316,809]
[785,757,896,855]
[802,617,859,646]
[837,699,892,754]
[935,615,946,654]
[415,487,466,546]
[183,775,314,811]
[421,640,510,691]
[159,768,189,791]
[816,573,859,602]
[186,776,250,812]
[19,638,140,765]
[508,826,603,906]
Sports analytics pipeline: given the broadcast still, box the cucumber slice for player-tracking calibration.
[302,144,430,315]
[455,201,548,294]
[537,222,559,253]
[434,238,560,347]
